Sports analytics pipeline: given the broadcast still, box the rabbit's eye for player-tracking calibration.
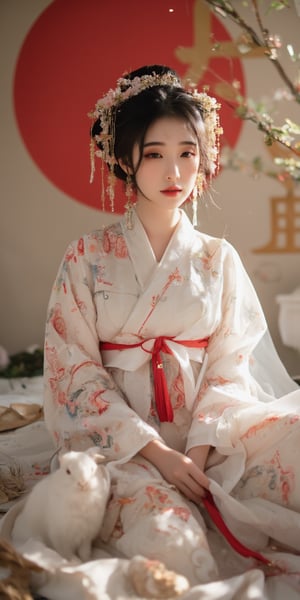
[66,468,71,475]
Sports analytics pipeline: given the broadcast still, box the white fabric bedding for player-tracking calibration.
[1,377,300,599]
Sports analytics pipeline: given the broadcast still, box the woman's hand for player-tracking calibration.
[139,440,210,503]
[186,444,210,472]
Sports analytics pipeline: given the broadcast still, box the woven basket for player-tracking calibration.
[0,537,44,600]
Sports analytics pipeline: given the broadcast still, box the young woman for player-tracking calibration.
[44,65,300,585]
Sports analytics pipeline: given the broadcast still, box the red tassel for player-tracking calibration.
[151,338,173,422]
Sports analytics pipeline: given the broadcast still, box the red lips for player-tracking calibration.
[160,186,182,196]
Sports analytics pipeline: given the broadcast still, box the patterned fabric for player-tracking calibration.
[44,208,300,582]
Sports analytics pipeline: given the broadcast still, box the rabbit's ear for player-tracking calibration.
[49,446,63,472]
[86,446,107,464]
[93,453,107,465]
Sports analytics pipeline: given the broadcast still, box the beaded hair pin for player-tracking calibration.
[88,72,223,212]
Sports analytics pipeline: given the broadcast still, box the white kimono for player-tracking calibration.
[44,208,300,584]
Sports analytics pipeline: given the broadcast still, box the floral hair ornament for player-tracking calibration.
[88,72,223,212]
[190,85,223,177]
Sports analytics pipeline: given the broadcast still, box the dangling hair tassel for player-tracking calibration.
[192,172,205,228]
[192,196,198,227]
[89,137,96,184]
[100,161,105,212]
[125,174,134,229]
[107,169,116,213]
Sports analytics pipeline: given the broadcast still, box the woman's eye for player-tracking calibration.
[182,151,195,158]
[144,152,161,159]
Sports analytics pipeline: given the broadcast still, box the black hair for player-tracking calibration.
[91,65,210,185]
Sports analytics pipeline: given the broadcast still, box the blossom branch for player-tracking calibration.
[204,0,300,102]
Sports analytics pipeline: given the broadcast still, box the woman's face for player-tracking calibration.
[132,116,201,211]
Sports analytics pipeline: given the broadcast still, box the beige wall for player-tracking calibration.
[1,1,299,376]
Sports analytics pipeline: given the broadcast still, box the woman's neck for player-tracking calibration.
[135,202,181,262]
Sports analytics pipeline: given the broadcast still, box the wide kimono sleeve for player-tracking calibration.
[186,240,270,456]
[43,235,161,460]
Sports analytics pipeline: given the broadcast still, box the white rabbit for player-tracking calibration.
[12,447,111,561]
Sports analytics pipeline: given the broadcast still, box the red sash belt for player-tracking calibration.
[100,336,209,422]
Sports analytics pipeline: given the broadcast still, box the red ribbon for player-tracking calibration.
[203,491,285,574]
[100,336,209,422]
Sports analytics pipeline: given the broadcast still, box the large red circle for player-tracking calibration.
[14,0,245,213]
